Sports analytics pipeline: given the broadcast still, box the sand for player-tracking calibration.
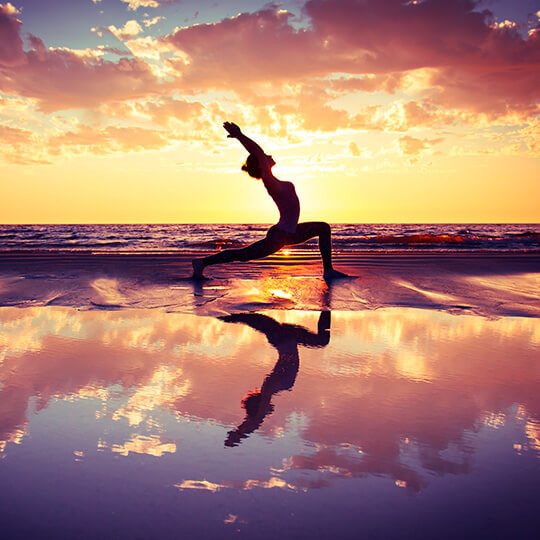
[0,250,539,538]
[0,250,538,317]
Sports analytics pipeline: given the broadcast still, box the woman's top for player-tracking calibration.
[270,180,300,233]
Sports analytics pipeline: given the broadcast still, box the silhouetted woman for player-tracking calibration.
[192,122,348,279]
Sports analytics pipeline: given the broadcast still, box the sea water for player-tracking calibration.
[1,223,538,253]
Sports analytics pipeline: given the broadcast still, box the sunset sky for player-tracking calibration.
[0,0,538,223]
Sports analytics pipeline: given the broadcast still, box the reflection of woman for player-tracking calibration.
[192,122,348,280]
[220,311,331,447]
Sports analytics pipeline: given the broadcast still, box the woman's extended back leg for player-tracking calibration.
[197,237,281,271]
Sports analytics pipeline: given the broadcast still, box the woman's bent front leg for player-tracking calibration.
[290,222,333,271]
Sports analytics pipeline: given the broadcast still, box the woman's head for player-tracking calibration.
[241,153,275,179]
[241,389,262,415]
[241,389,274,417]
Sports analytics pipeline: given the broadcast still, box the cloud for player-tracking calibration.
[349,141,361,157]
[1,2,18,15]
[0,3,24,66]
[135,97,204,125]
[399,135,444,157]
[0,32,167,112]
[121,0,177,10]
[0,124,32,144]
[165,9,329,90]
[123,35,172,60]
[143,16,164,28]
[305,0,540,116]
[0,123,53,165]
[330,73,405,94]
[1,121,176,163]
[108,20,143,41]
[48,125,172,155]
[122,0,160,9]
[164,1,540,117]
[1,0,538,143]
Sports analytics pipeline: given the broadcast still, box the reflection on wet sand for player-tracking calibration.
[0,306,538,495]
[220,311,330,447]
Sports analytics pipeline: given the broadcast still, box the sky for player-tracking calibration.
[0,0,539,223]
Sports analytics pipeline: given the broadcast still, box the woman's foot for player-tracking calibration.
[192,259,206,279]
[323,268,351,280]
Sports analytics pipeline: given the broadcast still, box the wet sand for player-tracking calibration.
[0,251,539,538]
[0,251,538,317]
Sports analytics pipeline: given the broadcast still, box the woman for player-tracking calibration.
[192,122,348,279]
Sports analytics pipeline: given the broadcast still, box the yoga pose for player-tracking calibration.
[192,122,348,279]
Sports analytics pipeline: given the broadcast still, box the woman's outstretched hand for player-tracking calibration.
[223,121,242,138]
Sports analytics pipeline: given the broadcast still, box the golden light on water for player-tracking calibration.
[269,289,293,299]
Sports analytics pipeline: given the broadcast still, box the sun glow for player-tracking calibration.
[0,1,538,223]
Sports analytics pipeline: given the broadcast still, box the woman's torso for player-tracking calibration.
[270,180,300,233]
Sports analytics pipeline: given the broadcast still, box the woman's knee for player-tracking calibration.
[318,222,331,236]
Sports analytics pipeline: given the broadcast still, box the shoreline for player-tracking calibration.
[1,250,538,279]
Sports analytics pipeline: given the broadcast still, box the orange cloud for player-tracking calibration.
[47,125,172,155]
[0,124,32,144]
[399,135,444,156]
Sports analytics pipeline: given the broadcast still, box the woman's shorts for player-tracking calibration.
[265,225,299,247]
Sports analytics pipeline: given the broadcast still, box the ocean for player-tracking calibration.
[0,223,538,253]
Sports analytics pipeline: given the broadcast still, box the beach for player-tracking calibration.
[0,241,539,538]
[2,0,539,535]
[0,249,538,317]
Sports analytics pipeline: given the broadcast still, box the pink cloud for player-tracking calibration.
[1,1,538,128]
[164,9,328,89]
[0,3,24,67]
[0,8,168,112]
[1,37,167,112]
[165,1,539,117]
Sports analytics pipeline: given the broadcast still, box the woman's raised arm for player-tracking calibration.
[223,122,266,158]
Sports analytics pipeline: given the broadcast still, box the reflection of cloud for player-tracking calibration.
[0,306,538,494]
[112,365,191,426]
[525,420,540,452]
[110,434,176,457]
[0,427,25,453]
[175,476,299,493]
[174,479,222,493]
